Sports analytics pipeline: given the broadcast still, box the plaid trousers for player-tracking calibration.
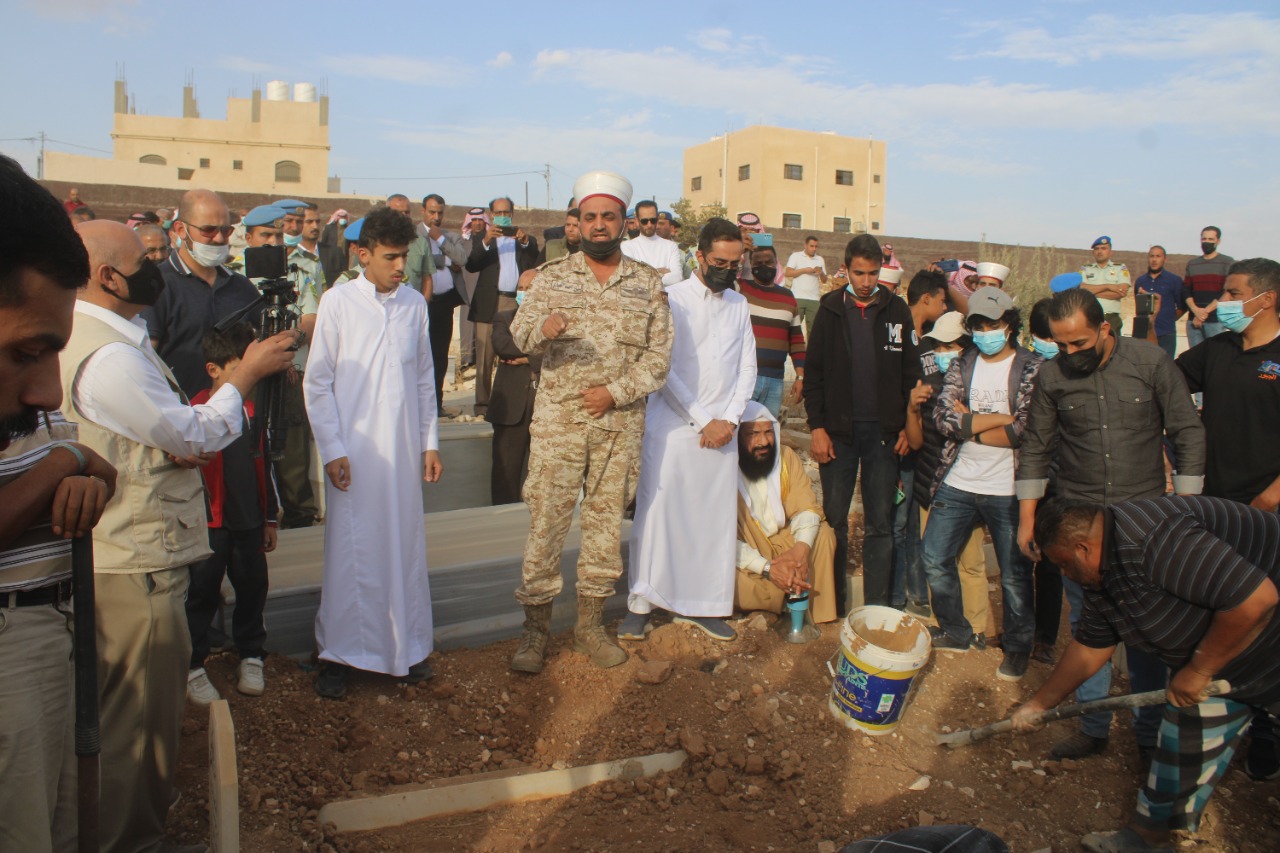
[1135,697,1253,832]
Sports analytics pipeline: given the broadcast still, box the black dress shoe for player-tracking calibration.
[315,663,349,699]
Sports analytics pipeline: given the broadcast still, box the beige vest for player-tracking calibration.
[59,311,211,573]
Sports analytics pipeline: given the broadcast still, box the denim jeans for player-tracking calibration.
[1185,318,1225,349]
[819,422,898,614]
[890,458,927,608]
[1064,577,1169,745]
[751,375,784,418]
[920,482,1034,653]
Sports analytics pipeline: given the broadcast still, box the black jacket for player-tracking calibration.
[486,309,541,427]
[465,234,539,323]
[803,286,923,443]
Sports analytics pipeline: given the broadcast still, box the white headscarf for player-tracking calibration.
[737,401,785,528]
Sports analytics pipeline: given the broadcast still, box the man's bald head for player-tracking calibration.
[75,221,149,315]
[178,189,229,225]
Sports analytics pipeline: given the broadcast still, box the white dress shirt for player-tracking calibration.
[621,234,685,288]
[71,302,245,458]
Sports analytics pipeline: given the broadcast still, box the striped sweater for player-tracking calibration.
[738,278,806,380]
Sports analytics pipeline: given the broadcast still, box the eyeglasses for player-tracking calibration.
[705,259,742,271]
[182,221,235,238]
[638,218,658,225]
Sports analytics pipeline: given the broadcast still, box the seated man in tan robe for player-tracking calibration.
[734,401,839,623]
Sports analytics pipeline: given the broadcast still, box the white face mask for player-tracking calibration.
[187,239,231,268]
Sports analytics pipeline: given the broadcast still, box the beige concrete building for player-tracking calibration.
[682,126,887,235]
[46,78,338,196]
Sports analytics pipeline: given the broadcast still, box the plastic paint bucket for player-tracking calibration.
[828,605,931,735]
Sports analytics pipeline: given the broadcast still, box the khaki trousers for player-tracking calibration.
[97,568,192,853]
[517,420,642,605]
[0,601,77,853]
[734,524,839,624]
[920,507,995,636]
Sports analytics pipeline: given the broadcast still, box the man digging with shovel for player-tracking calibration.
[1009,496,1280,853]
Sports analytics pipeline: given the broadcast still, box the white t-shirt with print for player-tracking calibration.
[943,354,1015,496]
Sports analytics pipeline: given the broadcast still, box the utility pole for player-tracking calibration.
[544,162,552,209]
[37,131,46,179]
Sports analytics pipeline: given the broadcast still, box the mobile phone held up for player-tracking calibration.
[494,215,518,237]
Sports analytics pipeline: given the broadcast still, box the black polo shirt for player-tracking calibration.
[1177,330,1280,504]
[1076,496,1280,709]
[141,253,262,398]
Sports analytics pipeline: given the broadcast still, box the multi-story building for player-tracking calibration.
[45,77,337,196]
[682,125,887,235]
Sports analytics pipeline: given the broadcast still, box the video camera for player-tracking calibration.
[216,245,300,461]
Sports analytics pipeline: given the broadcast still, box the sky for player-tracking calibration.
[3,0,1278,258]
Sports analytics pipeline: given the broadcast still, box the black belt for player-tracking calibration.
[3,580,72,608]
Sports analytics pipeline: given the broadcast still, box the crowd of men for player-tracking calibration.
[2,161,1277,853]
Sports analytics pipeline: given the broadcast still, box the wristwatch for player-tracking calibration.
[761,561,772,581]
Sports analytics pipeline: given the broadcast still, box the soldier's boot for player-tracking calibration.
[573,595,628,669]
[511,602,554,674]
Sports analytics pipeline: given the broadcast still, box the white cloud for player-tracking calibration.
[694,28,734,52]
[218,55,282,76]
[488,51,514,68]
[323,54,461,86]
[532,49,572,71]
[973,12,1280,66]
[27,0,143,33]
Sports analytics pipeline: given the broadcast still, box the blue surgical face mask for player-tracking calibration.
[1216,294,1265,333]
[283,233,302,247]
[1032,336,1059,359]
[933,350,957,372]
[972,328,1008,356]
[515,291,526,306]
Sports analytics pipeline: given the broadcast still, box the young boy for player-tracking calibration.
[304,206,442,699]
[185,321,279,704]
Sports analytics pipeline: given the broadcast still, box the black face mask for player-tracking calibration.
[627,228,640,240]
[1201,241,1217,256]
[1060,338,1105,378]
[579,234,624,261]
[110,259,166,306]
[702,265,738,293]
[752,264,776,284]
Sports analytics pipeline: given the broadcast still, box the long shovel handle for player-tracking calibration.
[934,679,1232,748]
[72,535,99,853]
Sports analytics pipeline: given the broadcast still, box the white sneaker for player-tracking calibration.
[187,668,221,706]
[237,657,265,696]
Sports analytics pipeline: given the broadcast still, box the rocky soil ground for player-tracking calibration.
[170,601,1278,852]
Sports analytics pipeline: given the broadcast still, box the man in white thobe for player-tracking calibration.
[622,217,757,641]
[621,199,684,288]
[304,207,444,700]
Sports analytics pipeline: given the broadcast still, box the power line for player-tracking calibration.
[0,135,113,155]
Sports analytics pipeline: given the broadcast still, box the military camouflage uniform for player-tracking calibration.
[510,251,673,605]
[1080,260,1130,331]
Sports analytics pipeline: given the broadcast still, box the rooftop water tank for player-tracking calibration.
[293,82,316,103]
[266,80,290,101]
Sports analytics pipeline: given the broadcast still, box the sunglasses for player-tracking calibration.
[182,221,235,238]
[638,218,658,225]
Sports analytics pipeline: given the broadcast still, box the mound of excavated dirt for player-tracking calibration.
[170,605,1277,852]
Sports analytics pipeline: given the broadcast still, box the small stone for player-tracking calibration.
[636,660,674,685]
[1061,758,1081,770]
[706,770,729,795]
[751,683,765,696]
[908,775,931,791]
[918,811,934,826]
[817,842,837,853]
[745,612,769,632]
[959,786,975,798]
[1011,760,1034,770]
[745,754,766,775]
[678,729,707,757]
[375,695,390,705]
